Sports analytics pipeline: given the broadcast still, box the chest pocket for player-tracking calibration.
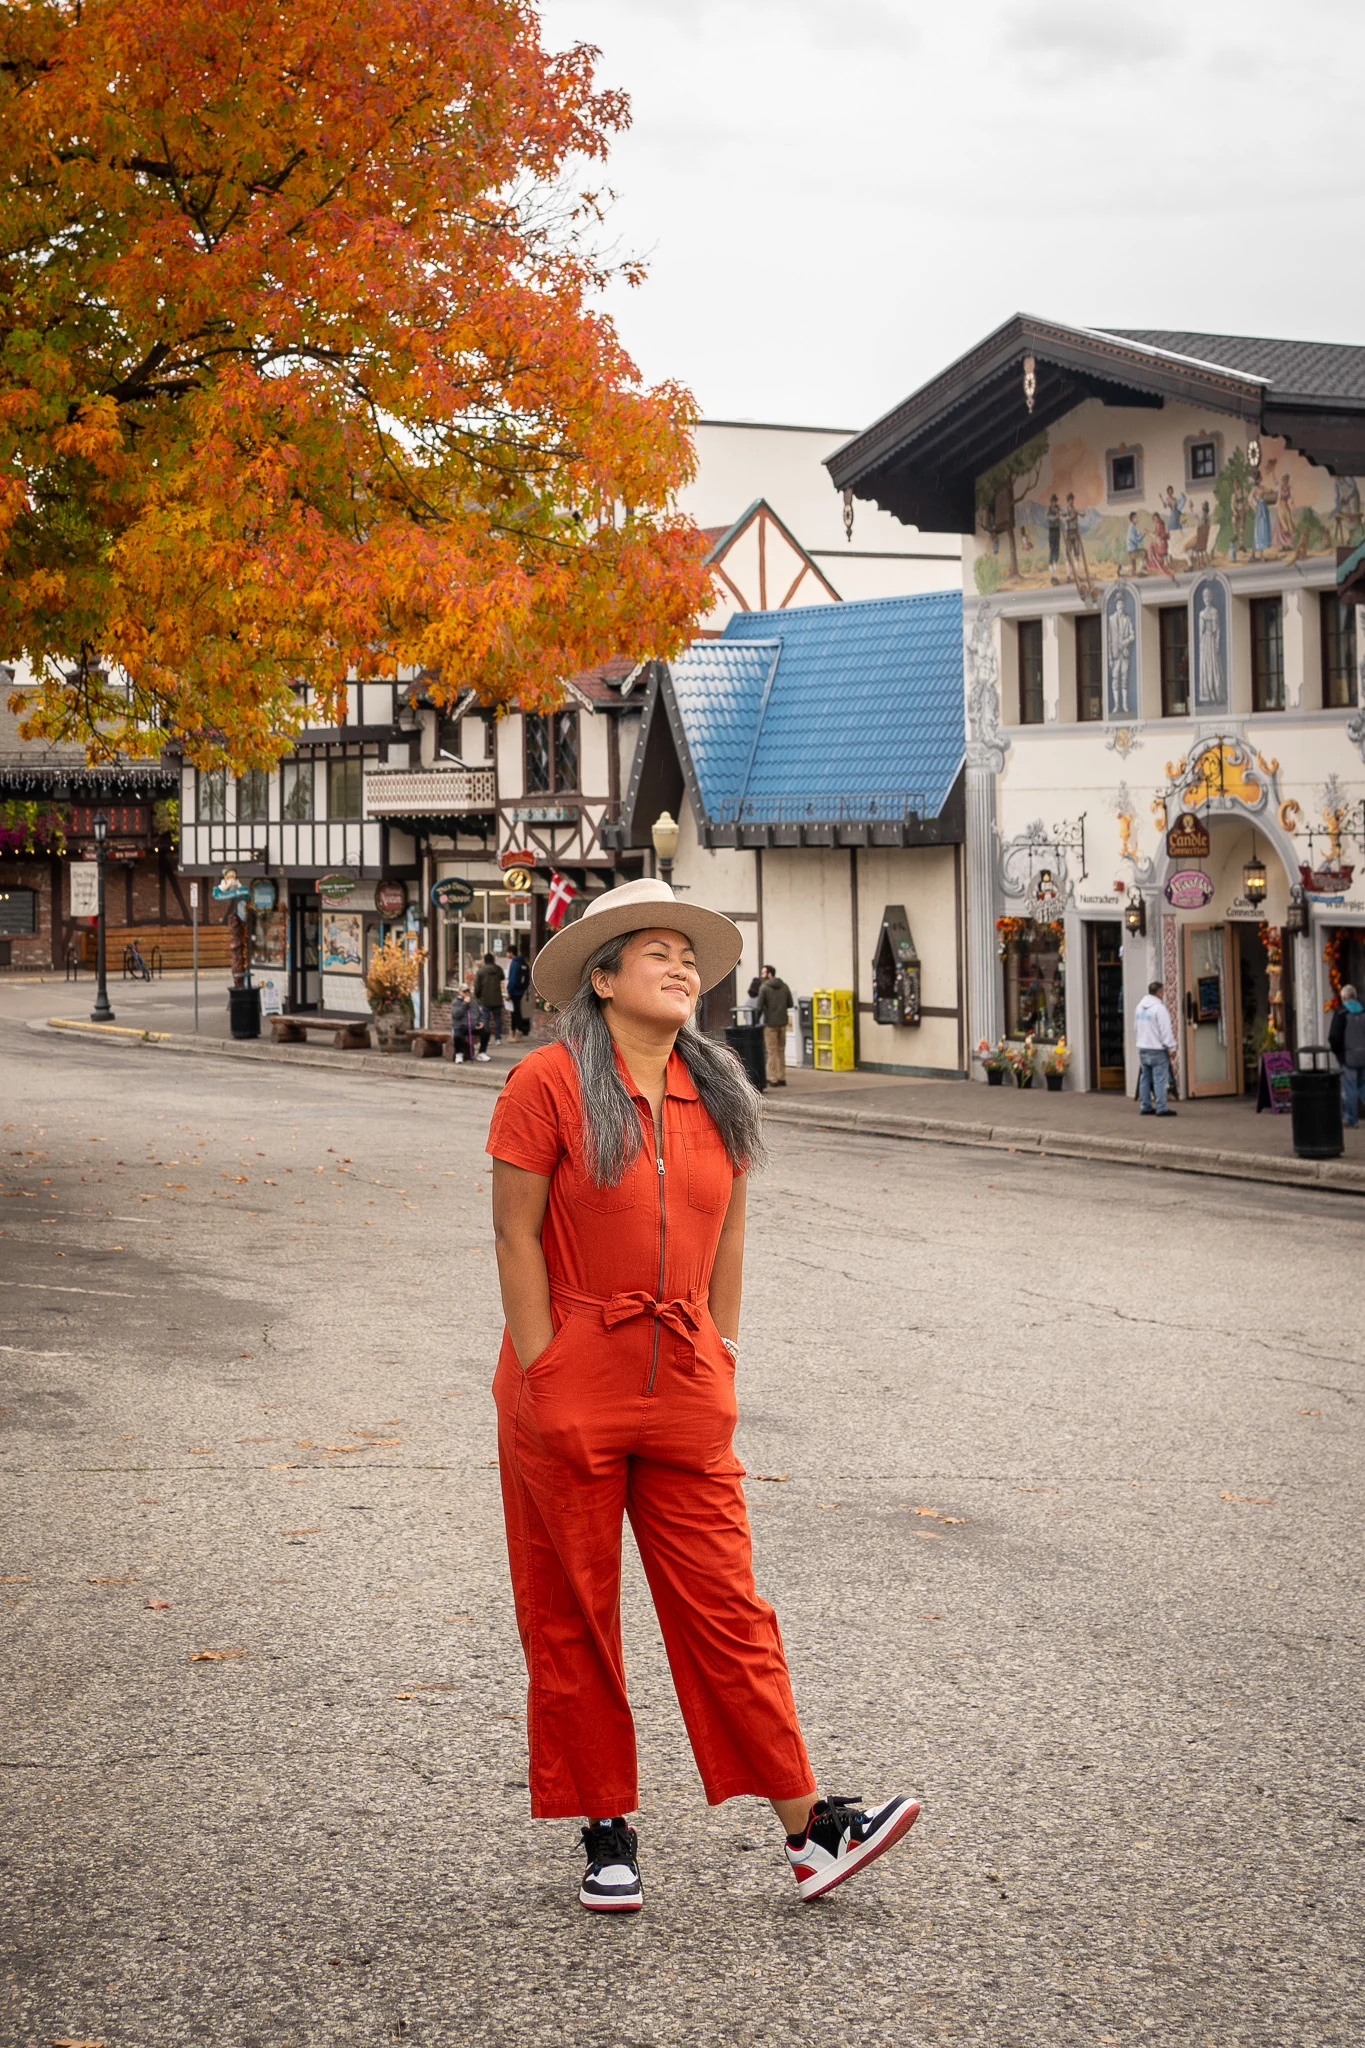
[560,1118,641,1214]
[682,1120,733,1213]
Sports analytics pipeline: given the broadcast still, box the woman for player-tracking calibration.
[487,878,919,1913]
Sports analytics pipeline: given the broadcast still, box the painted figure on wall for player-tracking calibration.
[1047,494,1062,583]
[1333,475,1361,545]
[1103,584,1139,720]
[1251,480,1273,560]
[1274,473,1297,553]
[1145,513,1175,581]
[1192,577,1229,710]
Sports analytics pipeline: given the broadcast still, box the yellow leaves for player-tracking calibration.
[145,1598,170,1611]
[187,1648,244,1662]
[1220,1492,1275,1507]
[751,1473,790,1483]
[50,2037,107,2046]
[906,1506,968,1524]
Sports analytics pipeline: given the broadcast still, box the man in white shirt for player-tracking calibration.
[1134,980,1178,1116]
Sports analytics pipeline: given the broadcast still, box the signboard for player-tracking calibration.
[501,866,532,893]
[249,878,278,912]
[374,879,408,918]
[499,849,535,872]
[1163,869,1215,909]
[69,804,150,839]
[1298,862,1355,900]
[317,872,357,901]
[431,875,475,909]
[1256,1050,1293,1114]
[511,805,575,825]
[212,866,250,901]
[68,861,100,919]
[188,882,199,911]
[1165,811,1211,860]
[258,976,284,1018]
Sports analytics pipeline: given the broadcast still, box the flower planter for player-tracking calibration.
[1045,1072,1063,1091]
[370,1006,412,1053]
[1014,1073,1034,1089]
[986,1069,1005,1086]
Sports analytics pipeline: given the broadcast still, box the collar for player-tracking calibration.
[611,1044,699,1102]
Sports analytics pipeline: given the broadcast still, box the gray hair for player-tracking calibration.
[557,933,766,1186]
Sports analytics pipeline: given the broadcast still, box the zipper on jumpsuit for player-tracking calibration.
[646,1121,666,1395]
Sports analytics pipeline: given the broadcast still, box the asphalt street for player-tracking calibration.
[1,1021,1362,2048]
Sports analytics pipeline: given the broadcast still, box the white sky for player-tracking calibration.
[540,0,1365,432]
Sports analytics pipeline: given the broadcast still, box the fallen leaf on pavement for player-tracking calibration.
[920,1613,942,1620]
[145,1599,170,1611]
[189,1447,213,1455]
[1221,1491,1274,1506]
[266,1463,301,1470]
[188,1647,244,1661]
[1018,1486,1060,1495]
[1297,1408,1321,1417]
[1,1575,30,1583]
[50,2037,106,2045]
[88,1576,138,1585]
[908,1506,967,1523]
[752,1473,790,1483]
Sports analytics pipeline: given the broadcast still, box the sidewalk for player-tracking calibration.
[20,988,1365,1194]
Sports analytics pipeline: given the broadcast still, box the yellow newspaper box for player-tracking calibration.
[812,988,855,1071]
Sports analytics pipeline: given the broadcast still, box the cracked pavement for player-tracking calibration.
[2,1021,1363,2046]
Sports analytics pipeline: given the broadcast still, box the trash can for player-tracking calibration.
[797,997,815,1068]
[725,1020,767,1092]
[1289,1044,1343,1159]
[228,983,262,1041]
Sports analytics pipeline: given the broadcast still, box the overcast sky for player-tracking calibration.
[540,0,1365,433]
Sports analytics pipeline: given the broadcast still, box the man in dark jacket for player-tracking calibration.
[754,965,793,1087]
[506,948,531,1036]
[473,953,505,1060]
[1328,982,1365,1128]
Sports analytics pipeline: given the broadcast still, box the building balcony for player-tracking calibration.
[363,765,496,820]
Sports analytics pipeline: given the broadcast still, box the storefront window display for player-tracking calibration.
[440,887,530,991]
[999,917,1066,1042]
[1324,926,1365,1013]
[249,902,287,967]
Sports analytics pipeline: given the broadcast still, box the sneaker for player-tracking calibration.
[1155,1108,1178,1116]
[578,1818,643,1913]
[785,1793,920,1903]
[476,1052,492,1062]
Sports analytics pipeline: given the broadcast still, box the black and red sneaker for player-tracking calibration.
[578,1818,644,1913]
[784,1793,921,1902]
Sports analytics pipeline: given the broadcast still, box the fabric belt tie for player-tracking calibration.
[551,1283,704,1344]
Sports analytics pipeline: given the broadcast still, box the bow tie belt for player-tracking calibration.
[550,1283,705,1344]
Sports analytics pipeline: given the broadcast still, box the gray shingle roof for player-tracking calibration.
[1106,330,1365,404]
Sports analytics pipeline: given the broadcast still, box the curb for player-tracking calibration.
[35,1017,1365,1197]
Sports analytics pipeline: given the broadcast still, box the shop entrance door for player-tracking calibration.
[288,892,321,1012]
[1086,922,1126,1090]
[1182,923,1240,1096]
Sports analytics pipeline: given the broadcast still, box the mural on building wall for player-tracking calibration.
[1102,583,1139,720]
[1191,573,1230,711]
[973,428,1365,597]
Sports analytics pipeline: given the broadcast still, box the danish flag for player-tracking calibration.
[546,870,578,931]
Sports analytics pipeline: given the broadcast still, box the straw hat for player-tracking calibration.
[530,878,743,1009]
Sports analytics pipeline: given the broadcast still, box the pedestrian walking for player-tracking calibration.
[754,964,793,1087]
[487,877,919,1913]
[447,980,473,1063]
[1328,982,1365,1128]
[506,947,532,1037]
[473,951,505,1060]
[1135,979,1178,1116]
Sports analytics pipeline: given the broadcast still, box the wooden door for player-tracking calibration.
[1182,923,1240,1096]
[1087,921,1126,1090]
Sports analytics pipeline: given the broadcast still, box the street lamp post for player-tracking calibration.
[651,809,680,889]
[90,811,115,1024]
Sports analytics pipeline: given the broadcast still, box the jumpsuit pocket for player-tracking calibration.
[523,1315,574,1377]
[683,1129,732,1213]
[560,1121,640,1214]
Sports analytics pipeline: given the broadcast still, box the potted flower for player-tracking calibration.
[1005,1034,1037,1088]
[977,1038,1009,1085]
[1042,1038,1070,1091]
[365,934,428,1051]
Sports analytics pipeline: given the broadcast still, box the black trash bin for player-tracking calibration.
[725,1020,767,1092]
[1289,1044,1343,1159]
[228,983,262,1041]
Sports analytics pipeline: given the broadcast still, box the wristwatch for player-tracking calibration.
[721,1337,739,1362]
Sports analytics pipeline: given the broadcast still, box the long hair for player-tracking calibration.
[557,933,767,1187]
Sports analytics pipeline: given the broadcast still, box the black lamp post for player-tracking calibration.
[90,810,115,1024]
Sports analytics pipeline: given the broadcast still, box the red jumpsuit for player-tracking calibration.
[487,1041,813,1820]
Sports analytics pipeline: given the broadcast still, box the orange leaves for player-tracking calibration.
[187,1647,244,1662]
[0,0,709,768]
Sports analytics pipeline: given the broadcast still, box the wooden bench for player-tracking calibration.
[270,1015,371,1051]
[408,1029,455,1060]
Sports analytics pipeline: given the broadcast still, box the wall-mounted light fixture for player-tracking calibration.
[1283,884,1307,935]
[1243,832,1268,908]
[1124,891,1147,937]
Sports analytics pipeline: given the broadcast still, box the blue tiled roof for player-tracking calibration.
[667,592,964,824]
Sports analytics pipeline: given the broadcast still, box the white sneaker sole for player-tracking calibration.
[797,1798,921,1902]
[578,1886,643,1913]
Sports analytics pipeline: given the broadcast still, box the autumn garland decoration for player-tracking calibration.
[1323,928,1347,1012]
[996,915,1065,959]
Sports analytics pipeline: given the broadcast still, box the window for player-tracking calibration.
[282,760,314,820]
[1075,614,1103,721]
[237,768,269,822]
[198,769,226,823]
[1321,592,1358,709]
[524,708,580,792]
[1159,606,1190,717]
[553,708,579,792]
[1018,619,1044,724]
[1189,439,1218,481]
[1002,919,1065,1043]
[326,755,363,817]
[1106,446,1143,500]
[0,886,37,936]
[1251,597,1285,712]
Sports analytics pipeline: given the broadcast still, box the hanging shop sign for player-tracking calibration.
[1297,861,1355,900]
[249,878,278,912]
[317,872,358,901]
[430,875,475,909]
[499,848,536,872]
[501,866,532,894]
[374,879,409,918]
[1163,869,1215,909]
[213,866,250,901]
[68,861,101,919]
[1165,811,1210,860]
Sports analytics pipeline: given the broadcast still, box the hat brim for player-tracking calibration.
[531,900,744,1010]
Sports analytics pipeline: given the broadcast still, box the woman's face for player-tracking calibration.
[592,928,701,1031]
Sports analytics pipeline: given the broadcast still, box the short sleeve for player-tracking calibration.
[486,1052,565,1176]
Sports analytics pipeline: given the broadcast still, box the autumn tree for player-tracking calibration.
[0,0,712,767]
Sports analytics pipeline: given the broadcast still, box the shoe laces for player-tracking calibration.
[807,1794,865,1849]
[580,1818,637,1871]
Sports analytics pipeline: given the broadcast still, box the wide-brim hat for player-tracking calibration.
[530,878,743,1010]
